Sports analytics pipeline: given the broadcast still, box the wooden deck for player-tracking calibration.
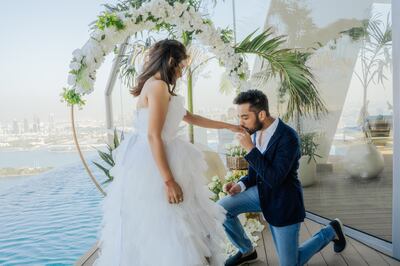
[303,153,393,242]
[251,219,400,266]
[76,218,400,266]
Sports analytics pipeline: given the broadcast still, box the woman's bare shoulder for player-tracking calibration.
[139,79,170,108]
[146,79,170,99]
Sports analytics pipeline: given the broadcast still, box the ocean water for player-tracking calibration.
[0,155,108,265]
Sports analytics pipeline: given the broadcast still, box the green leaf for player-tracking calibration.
[92,161,114,181]
[60,88,86,107]
[113,128,120,148]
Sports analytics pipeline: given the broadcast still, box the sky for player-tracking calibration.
[0,0,269,123]
[0,0,393,126]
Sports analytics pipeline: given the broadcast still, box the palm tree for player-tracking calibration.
[236,29,328,133]
[340,14,392,140]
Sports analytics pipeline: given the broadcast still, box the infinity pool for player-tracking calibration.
[0,156,107,265]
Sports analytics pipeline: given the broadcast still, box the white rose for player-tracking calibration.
[208,182,216,190]
[72,49,83,61]
[218,192,227,199]
[90,29,104,42]
[67,74,76,86]
[74,85,85,94]
[69,61,81,71]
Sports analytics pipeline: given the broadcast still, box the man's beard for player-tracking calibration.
[243,118,263,135]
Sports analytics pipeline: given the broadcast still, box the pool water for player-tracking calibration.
[0,156,108,265]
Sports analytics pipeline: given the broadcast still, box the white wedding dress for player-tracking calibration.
[94,95,227,266]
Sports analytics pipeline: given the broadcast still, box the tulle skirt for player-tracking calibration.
[93,132,227,266]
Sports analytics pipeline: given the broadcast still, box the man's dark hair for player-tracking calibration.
[233,89,270,116]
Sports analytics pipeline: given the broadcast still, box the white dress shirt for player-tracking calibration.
[237,118,279,192]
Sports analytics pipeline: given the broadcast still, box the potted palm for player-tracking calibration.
[299,132,322,187]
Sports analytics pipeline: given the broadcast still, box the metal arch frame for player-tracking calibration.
[104,37,130,145]
[103,0,241,139]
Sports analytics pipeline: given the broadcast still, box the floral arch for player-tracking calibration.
[63,0,250,106]
[61,0,252,196]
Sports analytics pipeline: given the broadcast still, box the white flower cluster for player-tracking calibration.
[67,0,249,95]
[224,217,265,255]
[207,176,220,190]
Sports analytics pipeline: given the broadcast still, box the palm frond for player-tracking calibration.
[249,69,274,90]
[235,29,328,123]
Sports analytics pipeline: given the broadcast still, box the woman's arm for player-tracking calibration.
[183,110,242,132]
[146,80,183,204]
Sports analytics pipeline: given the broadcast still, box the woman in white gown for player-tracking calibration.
[94,39,242,266]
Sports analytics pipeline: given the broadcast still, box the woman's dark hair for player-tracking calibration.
[130,39,189,97]
[233,89,270,116]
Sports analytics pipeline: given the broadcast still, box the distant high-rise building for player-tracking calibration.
[24,118,29,133]
[49,113,55,134]
[12,119,19,134]
[33,115,41,133]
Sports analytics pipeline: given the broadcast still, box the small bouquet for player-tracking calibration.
[208,170,248,201]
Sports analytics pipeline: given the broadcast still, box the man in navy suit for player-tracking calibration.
[218,90,346,266]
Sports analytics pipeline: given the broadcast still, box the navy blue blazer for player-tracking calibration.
[239,118,306,227]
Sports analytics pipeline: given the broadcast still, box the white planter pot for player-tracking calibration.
[344,143,384,179]
[299,156,316,187]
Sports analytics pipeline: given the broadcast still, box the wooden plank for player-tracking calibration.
[74,242,99,266]
[299,223,310,266]
[304,220,347,266]
[262,224,280,266]
[380,253,400,266]
[339,234,369,266]
[246,230,268,266]
[347,238,389,265]
[302,154,393,242]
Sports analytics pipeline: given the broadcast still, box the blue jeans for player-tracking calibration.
[217,186,336,266]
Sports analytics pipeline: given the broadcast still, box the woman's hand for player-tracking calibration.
[228,124,245,133]
[165,179,184,204]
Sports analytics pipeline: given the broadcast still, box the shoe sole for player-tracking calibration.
[237,258,259,265]
[334,218,347,253]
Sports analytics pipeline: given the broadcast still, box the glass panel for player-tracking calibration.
[264,0,393,241]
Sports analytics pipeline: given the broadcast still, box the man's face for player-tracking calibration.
[237,103,263,135]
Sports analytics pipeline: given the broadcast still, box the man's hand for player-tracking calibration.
[235,129,255,153]
[223,182,242,196]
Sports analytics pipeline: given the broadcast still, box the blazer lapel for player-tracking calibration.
[262,118,284,155]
